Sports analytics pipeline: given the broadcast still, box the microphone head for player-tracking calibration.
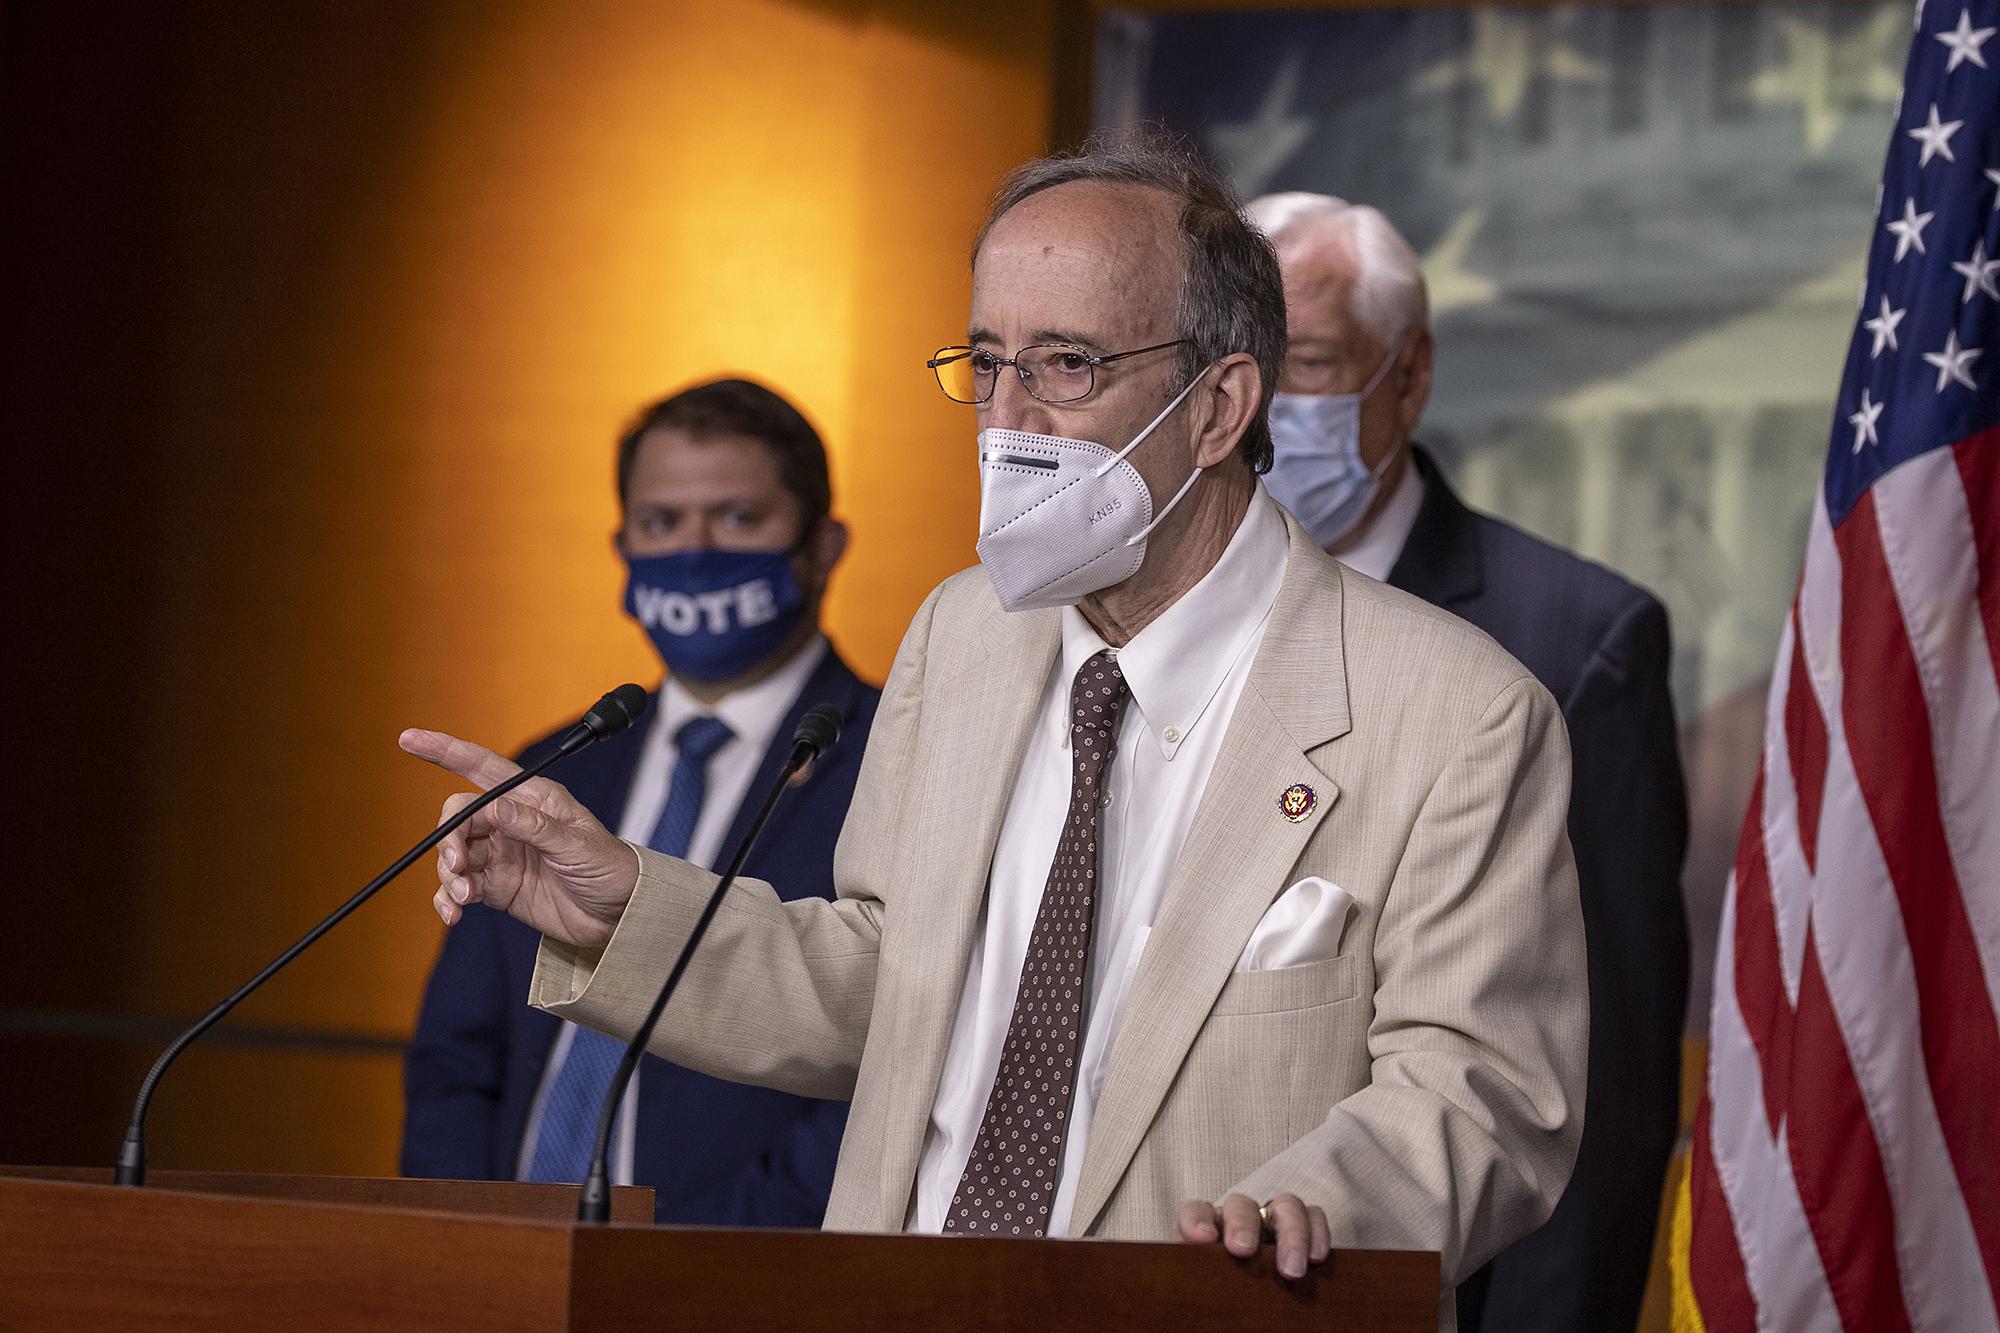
[793,703,843,759]
[582,683,649,738]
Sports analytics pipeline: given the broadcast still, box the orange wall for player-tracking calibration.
[4,1,1050,1174]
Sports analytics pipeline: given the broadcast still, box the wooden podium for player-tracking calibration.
[0,1168,1438,1330]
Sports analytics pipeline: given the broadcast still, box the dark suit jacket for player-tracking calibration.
[1387,449,1690,1333]
[400,646,880,1226]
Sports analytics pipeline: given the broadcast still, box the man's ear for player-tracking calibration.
[610,526,629,560]
[1192,352,1263,469]
[802,516,848,589]
[1397,330,1435,437]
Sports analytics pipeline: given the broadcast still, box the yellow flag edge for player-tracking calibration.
[1668,1155,1708,1333]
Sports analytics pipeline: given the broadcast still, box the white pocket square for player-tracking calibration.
[1235,877,1355,972]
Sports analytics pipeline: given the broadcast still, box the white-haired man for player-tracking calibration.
[1249,191,1690,1333]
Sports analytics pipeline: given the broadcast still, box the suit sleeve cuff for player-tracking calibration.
[528,841,718,1027]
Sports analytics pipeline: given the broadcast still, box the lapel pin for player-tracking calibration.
[1279,782,1316,823]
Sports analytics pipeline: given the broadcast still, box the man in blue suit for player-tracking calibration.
[1250,192,1689,1332]
[402,378,879,1226]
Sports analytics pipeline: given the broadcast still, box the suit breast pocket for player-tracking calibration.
[1209,954,1358,1016]
[1173,955,1368,1158]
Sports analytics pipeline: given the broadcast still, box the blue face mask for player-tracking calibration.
[1263,339,1402,549]
[622,548,807,683]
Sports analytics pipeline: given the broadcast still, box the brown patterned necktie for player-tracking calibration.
[945,649,1131,1237]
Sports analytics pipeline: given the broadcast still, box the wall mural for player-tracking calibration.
[1094,3,1907,1027]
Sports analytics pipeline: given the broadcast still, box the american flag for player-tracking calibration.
[1677,3,2000,1329]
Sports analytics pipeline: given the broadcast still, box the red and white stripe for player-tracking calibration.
[1690,436,2000,1331]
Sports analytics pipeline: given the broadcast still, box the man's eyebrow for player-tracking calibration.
[1029,328,1108,352]
[964,327,1112,351]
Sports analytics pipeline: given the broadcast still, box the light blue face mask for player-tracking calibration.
[1263,338,1402,548]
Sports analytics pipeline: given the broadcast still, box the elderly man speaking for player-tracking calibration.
[403,132,1586,1327]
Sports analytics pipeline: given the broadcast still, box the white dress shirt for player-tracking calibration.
[911,487,1289,1235]
[517,634,829,1184]
[1333,450,1426,582]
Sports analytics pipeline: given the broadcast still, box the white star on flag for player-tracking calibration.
[1953,239,2000,300]
[1863,294,1908,355]
[1936,7,1997,70]
[1922,327,1982,390]
[1908,101,1966,164]
[1987,165,2000,208]
[1886,196,1937,258]
[1847,389,1885,451]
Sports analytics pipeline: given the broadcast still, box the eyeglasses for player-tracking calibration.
[926,339,1187,405]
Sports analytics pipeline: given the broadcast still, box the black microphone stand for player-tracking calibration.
[575,705,839,1223]
[116,686,646,1187]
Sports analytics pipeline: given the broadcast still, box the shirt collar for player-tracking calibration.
[1057,484,1287,761]
[657,633,829,757]
[1335,450,1426,582]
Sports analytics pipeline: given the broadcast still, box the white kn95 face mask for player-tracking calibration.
[973,371,1208,613]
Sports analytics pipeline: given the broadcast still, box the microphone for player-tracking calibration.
[581,683,648,739]
[575,702,843,1223]
[113,684,651,1188]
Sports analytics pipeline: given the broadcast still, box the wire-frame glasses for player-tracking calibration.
[927,339,1187,405]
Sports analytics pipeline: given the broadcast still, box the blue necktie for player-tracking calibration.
[523,713,735,1183]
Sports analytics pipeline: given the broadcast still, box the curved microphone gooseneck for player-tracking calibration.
[574,702,843,1223]
[114,684,650,1187]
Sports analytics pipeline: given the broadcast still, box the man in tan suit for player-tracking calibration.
[406,132,1585,1325]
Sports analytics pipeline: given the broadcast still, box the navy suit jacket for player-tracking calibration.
[1387,449,1691,1333]
[401,647,880,1226]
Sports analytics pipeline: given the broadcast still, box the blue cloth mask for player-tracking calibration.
[622,548,806,683]
[1263,339,1402,548]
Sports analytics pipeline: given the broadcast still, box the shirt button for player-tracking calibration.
[1099,786,1113,809]
[1163,726,1181,744]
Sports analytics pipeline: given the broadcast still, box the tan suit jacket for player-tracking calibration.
[532,514,1586,1315]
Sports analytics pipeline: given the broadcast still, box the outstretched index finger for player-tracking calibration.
[399,728,523,791]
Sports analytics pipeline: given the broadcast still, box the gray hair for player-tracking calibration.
[1246,192,1429,347]
[975,128,1288,474]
